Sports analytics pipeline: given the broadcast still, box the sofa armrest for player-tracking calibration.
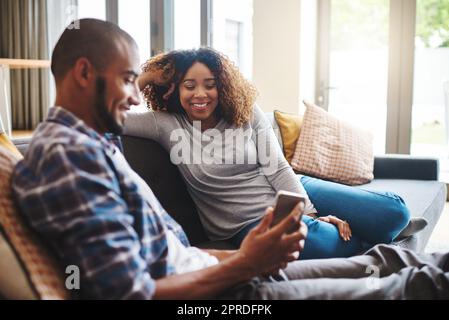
[12,137,31,156]
[373,155,439,180]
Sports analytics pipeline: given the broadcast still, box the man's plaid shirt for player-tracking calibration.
[12,107,190,299]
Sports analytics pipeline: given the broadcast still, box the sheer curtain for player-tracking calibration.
[0,0,50,130]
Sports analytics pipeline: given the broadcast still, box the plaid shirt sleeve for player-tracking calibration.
[13,142,156,299]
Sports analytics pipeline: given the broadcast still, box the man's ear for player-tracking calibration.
[72,57,95,88]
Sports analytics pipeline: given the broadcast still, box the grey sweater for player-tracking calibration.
[124,105,316,241]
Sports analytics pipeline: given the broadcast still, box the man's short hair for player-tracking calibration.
[51,18,137,82]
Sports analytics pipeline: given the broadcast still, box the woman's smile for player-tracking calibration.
[191,102,210,111]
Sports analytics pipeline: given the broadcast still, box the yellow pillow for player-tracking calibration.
[0,133,23,159]
[274,110,302,164]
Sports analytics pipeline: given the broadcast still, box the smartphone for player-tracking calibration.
[271,190,306,231]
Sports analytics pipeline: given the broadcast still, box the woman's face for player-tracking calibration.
[178,62,219,128]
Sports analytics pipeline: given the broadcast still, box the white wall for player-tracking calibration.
[299,0,317,106]
[252,0,301,114]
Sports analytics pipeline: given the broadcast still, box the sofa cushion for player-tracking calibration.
[291,101,374,185]
[264,112,283,149]
[122,135,210,245]
[0,229,38,299]
[0,145,69,299]
[10,137,31,156]
[0,133,23,159]
[274,110,302,164]
[357,179,446,252]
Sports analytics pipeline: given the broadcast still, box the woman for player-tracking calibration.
[124,48,410,259]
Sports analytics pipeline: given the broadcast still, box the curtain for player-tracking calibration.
[46,0,78,108]
[0,0,49,130]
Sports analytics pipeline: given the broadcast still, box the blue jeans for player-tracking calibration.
[230,175,411,259]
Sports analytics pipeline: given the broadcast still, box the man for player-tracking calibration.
[12,19,449,300]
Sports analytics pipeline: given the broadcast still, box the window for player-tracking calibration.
[315,0,449,178]
[77,0,106,20]
[151,0,253,79]
[326,0,389,154]
[118,0,151,64]
[174,0,201,49]
[224,19,242,67]
[410,0,449,176]
[212,0,253,79]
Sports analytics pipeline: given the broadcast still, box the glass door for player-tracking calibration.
[410,0,449,176]
[317,0,390,155]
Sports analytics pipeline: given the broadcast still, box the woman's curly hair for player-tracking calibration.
[141,47,258,127]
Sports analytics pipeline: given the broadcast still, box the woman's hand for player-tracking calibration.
[316,215,352,241]
[138,63,175,89]
[138,68,165,90]
[138,68,176,101]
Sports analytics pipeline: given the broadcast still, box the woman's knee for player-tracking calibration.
[301,218,363,259]
[378,193,411,242]
[387,193,410,228]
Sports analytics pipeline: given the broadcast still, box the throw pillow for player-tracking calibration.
[0,133,23,159]
[0,229,38,299]
[0,145,69,299]
[291,101,374,185]
[274,110,302,164]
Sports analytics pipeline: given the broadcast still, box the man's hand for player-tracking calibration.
[154,205,307,299]
[317,215,352,241]
[236,205,307,278]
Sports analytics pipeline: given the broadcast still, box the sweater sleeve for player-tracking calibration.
[252,105,317,215]
[123,111,160,142]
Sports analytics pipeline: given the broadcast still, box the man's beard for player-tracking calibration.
[94,77,123,135]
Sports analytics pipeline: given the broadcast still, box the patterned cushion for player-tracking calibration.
[274,110,302,164]
[0,133,23,158]
[0,144,69,299]
[0,229,37,299]
[291,101,374,185]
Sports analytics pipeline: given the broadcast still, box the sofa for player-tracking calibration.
[0,112,447,300]
[121,112,447,253]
